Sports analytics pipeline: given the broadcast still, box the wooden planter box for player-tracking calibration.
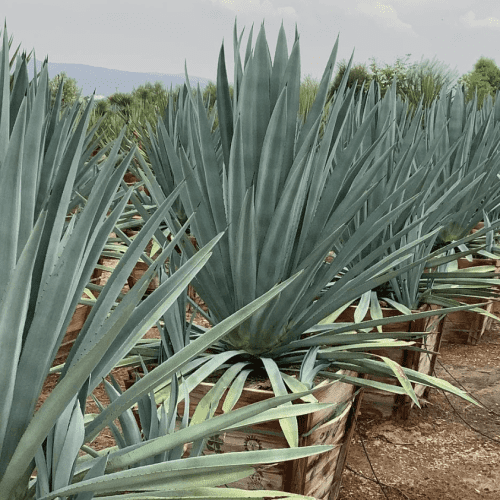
[335,303,444,420]
[491,298,500,321]
[125,366,364,500]
[441,257,500,345]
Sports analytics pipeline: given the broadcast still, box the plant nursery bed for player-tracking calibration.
[338,323,500,500]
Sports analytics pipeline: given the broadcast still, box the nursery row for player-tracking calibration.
[1,19,500,500]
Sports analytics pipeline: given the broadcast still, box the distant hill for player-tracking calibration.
[27,59,213,98]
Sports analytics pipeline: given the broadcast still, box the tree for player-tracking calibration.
[48,71,82,108]
[131,80,169,105]
[459,57,500,106]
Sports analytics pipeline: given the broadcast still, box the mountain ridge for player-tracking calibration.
[27,59,213,97]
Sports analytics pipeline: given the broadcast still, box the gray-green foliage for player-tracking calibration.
[139,20,477,450]
[0,24,333,500]
[6,25,34,91]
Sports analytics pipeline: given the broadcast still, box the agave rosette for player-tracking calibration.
[135,21,478,450]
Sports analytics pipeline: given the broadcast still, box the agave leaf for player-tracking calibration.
[254,85,288,250]
[79,490,316,500]
[221,368,253,413]
[84,489,315,499]
[46,446,333,499]
[102,379,142,448]
[52,397,85,491]
[370,291,384,333]
[270,21,288,109]
[321,340,417,353]
[190,361,249,426]
[231,187,257,309]
[194,91,226,235]
[296,35,338,150]
[0,212,45,454]
[381,297,412,315]
[261,357,299,447]
[315,302,485,336]
[92,394,128,451]
[216,42,233,170]
[237,23,271,186]
[74,454,109,500]
[280,372,318,403]
[226,115,246,249]
[313,371,408,395]
[327,357,477,405]
[43,468,257,499]
[0,27,10,160]
[224,403,335,431]
[354,290,371,323]
[86,388,324,474]
[0,94,25,299]
[273,39,301,194]
[18,63,47,253]
[34,445,50,498]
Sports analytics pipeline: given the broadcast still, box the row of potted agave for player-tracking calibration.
[77,233,496,499]
[42,21,500,500]
[0,22,451,500]
[74,237,498,498]
[61,208,496,499]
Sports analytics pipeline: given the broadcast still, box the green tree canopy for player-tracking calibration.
[48,71,82,108]
[459,56,500,106]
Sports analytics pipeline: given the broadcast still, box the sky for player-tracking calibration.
[3,0,500,85]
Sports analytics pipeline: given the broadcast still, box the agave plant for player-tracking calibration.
[0,25,339,500]
[416,84,500,244]
[326,74,500,316]
[133,20,478,453]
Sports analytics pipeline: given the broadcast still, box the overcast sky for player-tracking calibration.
[4,0,500,84]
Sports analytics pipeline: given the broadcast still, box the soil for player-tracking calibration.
[338,324,500,500]
[38,298,500,499]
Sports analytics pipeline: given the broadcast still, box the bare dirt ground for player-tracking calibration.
[338,325,500,500]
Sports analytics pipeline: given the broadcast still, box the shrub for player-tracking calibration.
[326,60,372,101]
[369,55,413,97]
[131,80,169,105]
[202,80,217,110]
[300,74,321,121]
[108,91,134,108]
[399,57,458,114]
